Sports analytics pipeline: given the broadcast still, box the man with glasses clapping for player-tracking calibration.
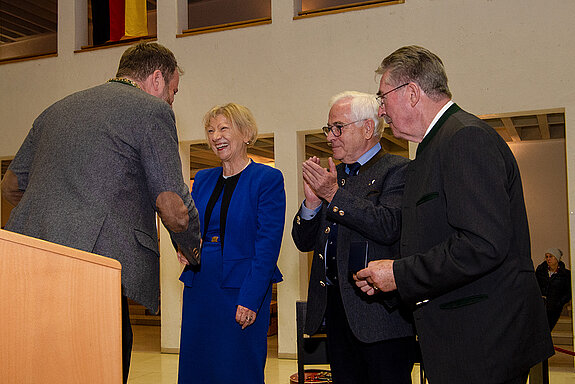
[291,91,416,384]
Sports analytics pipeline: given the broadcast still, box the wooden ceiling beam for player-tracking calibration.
[305,147,328,158]
[9,0,57,22]
[537,114,551,140]
[190,152,217,162]
[479,107,564,120]
[256,137,274,146]
[248,147,274,159]
[1,27,27,39]
[502,117,521,142]
[0,33,18,43]
[306,142,331,156]
[0,17,38,37]
[0,6,55,32]
[249,145,274,156]
[306,134,328,144]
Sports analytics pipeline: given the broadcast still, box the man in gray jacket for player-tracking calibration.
[1,42,201,383]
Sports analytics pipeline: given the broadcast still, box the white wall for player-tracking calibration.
[509,140,570,269]
[1,0,575,357]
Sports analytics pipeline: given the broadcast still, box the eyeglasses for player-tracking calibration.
[322,119,366,137]
[376,83,409,107]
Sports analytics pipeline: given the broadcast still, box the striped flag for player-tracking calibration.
[125,0,148,38]
[109,0,125,41]
[91,0,110,45]
[91,0,148,44]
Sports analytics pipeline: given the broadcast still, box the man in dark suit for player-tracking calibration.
[292,91,416,384]
[355,46,554,384]
[1,42,201,384]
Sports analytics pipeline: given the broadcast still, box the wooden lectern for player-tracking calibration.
[0,229,122,383]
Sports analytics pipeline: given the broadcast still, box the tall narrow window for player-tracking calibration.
[0,0,58,63]
[181,0,270,36]
[86,0,156,47]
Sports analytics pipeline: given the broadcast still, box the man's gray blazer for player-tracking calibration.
[5,82,200,313]
[292,151,414,343]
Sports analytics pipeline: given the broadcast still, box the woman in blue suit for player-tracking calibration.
[177,103,285,383]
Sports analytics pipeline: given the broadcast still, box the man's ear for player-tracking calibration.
[150,69,164,93]
[407,82,421,107]
[140,70,165,98]
[364,119,375,140]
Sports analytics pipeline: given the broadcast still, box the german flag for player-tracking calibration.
[91,0,148,45]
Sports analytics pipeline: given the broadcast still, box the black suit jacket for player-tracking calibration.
[292,151,414,343]
[394,104,554,383]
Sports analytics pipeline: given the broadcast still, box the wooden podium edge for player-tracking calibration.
[0,228,122,270]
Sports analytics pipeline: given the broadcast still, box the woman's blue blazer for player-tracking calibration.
[181,161,285,312]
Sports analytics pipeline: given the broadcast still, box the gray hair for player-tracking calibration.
[329,91,384,139]
[375,45,452,101]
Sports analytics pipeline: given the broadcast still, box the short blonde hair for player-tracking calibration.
[203,103,258,146]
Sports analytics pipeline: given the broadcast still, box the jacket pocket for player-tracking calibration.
[134,228,160,257]
[222,258,250,288]
[439,294,489,310]
[416,192,439,206]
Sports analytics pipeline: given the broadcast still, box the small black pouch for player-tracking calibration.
[348,241,368,274]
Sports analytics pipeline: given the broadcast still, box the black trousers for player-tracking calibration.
[325,285,416,384]
[121,294,133,384]
[547,307,563,331]
[499,371,529,384]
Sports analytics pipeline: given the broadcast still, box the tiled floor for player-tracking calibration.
[128,325,575,384]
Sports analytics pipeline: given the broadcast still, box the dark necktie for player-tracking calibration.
[325,162,361,283]
[347,162,361,176]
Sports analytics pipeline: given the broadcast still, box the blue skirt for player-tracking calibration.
[178,241,272,383]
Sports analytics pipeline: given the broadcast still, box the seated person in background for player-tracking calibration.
[536,248,572,330]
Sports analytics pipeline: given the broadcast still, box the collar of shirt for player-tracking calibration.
[346,142,381,174]
[423,100,454,139]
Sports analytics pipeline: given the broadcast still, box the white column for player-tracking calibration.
[159,141,191,352]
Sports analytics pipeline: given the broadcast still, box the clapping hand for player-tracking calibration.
[302,156,338,203]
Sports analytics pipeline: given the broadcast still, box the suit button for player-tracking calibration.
[319,253,324,260]
[341,179,346,186]
[324,227,331,234]
[320,281,326,287]
[332,206,339,213]
[296,215,301,225]
[339,210,344,216]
